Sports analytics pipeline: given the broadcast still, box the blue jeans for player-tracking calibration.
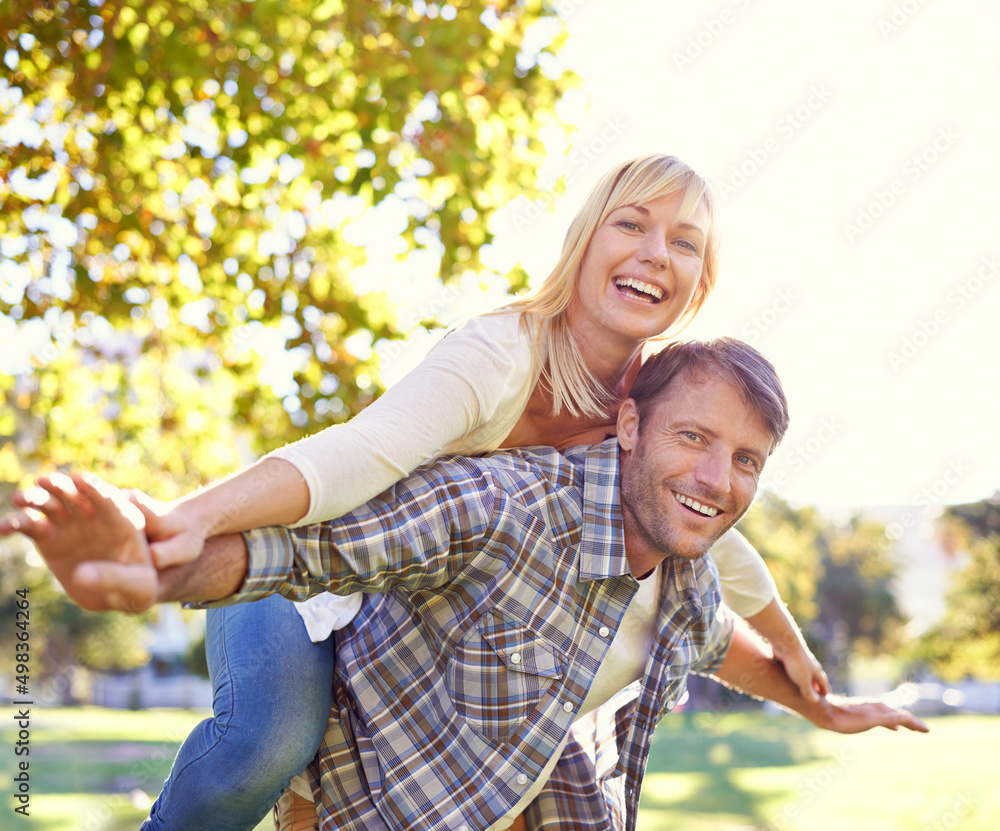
[142,593,334,830]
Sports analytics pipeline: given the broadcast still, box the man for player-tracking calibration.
[3,338,927,831]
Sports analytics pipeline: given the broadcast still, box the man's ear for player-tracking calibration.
[617,398,640,452]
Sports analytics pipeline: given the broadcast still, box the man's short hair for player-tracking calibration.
[628,338,790,452]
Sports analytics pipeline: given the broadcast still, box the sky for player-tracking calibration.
[475,0,1000,512]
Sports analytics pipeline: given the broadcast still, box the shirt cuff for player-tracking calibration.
[185,526,297,610]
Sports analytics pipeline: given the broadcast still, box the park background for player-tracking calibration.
[1,1,999,829]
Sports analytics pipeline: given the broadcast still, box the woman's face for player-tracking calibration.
[569,190,708,350]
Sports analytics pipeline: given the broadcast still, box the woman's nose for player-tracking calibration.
[639,236,669,270]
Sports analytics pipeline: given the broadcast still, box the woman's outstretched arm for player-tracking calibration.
[137,457,310,566]
[136,314,534,567]
[710,529,829,702]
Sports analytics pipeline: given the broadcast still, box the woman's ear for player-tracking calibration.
[617,399,640,452]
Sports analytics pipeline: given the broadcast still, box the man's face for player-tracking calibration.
[617,372,772,571]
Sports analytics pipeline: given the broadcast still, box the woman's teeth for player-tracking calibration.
[673,491,719,517]
[615,277,664,303]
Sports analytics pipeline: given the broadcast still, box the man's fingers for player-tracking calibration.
[71,474,146,532]
[0,510,52,541]
[73,561,158,614]
[38,473,94,519]
[897,711,930,733]
[12,485,69,523]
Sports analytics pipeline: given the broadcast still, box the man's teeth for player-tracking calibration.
[615,277,664,302]
[674,492,719,517]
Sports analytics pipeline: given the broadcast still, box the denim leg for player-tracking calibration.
[142,593,334,831]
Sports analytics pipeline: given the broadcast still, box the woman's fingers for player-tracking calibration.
[150,534,205,568]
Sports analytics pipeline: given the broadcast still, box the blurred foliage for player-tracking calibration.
[184,630,209,679]
[0,0,572,496]
[0,0,572,681]
[738,493,905,690]
[910,496,1000,681]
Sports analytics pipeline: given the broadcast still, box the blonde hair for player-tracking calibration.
[504,154,720,418]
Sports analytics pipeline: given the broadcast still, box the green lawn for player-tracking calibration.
[3,707,999,830]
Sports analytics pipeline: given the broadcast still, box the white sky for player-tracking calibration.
[480,0,1000,512]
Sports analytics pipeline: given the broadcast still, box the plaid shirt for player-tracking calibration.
[230,439,733,831]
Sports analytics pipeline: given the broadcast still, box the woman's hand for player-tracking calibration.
[770,637,830,703]
[128,492,213,568]
[744,597,830,703]
[131,457,311,570]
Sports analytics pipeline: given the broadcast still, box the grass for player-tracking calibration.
[638,710,1000,830]
[2,707,999,830]
[0,707,272,831]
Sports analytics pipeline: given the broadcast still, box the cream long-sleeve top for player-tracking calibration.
[267,311,777,642]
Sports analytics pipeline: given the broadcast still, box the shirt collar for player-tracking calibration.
[571,438,632,582]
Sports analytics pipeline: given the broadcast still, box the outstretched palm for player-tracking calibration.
[1,473,157,612]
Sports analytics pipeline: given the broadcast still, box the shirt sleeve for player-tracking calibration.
[691,603,736,675]
[189,457,500,608]
[265,314,534,526]
[709,528,778,618]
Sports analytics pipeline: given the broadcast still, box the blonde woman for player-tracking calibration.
[21,155,828,830]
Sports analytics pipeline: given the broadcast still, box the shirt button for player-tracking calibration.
[459,826,470,831]
[598,626,611,638]
[510,652,522,665]
[666,698,676,710]
[516,773,528,785]
[563,701,574,713]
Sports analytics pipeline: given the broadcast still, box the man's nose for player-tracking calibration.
[692,450,731,496]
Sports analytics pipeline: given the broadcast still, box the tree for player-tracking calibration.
[911,496,1000,681]
[0,0,573,679]
[0,0,573,494]
[738,493,906,691]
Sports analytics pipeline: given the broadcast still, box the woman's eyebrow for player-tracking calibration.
[618,204,705,235]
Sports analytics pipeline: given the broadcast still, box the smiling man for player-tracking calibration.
[5,337,927,831]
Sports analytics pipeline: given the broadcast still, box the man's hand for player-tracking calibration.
[1,472,160,613]
[808,692,929,734]
[716,624,929,735]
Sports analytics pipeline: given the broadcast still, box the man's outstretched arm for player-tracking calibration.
[76,533,250,610]
[714,622,929,734]
[1,471,248,612]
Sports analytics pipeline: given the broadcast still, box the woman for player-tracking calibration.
[128,155,826,830]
